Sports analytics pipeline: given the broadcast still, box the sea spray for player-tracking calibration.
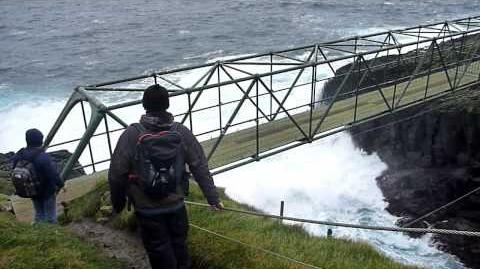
[214,132,464,269]
[0,49,468,268]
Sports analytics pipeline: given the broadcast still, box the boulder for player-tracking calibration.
[0,152,14,172]
[0,194,13,213]
[48,150,86,179]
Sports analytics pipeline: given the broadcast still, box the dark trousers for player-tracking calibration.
[32,194,57,223]
[137,206,190,269]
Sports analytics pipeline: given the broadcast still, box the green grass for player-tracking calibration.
[0,212,125,269]
[0,178,14,195]
[5,56,475,269]
[63,173,419,269]
[58,180,110,224]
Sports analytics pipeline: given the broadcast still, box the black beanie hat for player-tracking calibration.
[26,128,44,147]
[142,84,170,112]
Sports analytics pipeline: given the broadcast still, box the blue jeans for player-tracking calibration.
[32,194,57,224]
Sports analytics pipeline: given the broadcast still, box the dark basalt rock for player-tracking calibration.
[48,150,85,179]
[0,152,14,173]
[350,88,480,269]
[433,218,480,268]
[0,149,85,180]
[321,33,480,102]
[395,216,429,238]
[320,32,480,267]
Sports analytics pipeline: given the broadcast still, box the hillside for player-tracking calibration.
[0,211,125,269]
[59,173,419,269]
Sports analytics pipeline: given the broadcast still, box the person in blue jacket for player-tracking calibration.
[10,128,64,223]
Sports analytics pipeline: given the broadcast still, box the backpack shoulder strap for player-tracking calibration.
[31,149,43,161]
[170,122,180,132]
[132,122,180,140]
[19,148,43,162]
[132,123,147,134]
[131,123,149,143]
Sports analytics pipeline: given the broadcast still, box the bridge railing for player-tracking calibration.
[44,16,480,179]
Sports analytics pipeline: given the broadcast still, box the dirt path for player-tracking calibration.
[9,170,150,268]
[69,219,150,269]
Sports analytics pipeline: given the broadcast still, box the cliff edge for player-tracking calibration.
[350,86,480,268]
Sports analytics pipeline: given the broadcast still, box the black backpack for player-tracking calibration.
[132,123,188,198]
[11,149,42,198]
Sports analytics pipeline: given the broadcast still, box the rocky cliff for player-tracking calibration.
[350,87,480,268]
[321,33,479,102]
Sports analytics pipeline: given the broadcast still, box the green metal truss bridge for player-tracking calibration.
[44,16,480,180]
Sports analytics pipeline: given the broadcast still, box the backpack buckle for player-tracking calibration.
[128,174,139,182]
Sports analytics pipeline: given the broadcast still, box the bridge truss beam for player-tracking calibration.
[44,16,480,179]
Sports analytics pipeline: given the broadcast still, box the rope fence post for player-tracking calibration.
[280,200,285,224]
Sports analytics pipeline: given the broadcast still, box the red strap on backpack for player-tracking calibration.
[128,174,139,182]
[137,131,169,144]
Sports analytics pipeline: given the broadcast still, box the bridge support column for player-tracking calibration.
[59,87,107,180]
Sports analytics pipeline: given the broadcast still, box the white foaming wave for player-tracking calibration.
[95,52,316,142]
[0,97,139,171]
[206,53,256,63]
[0,49,466,267]
[349,27,392,37]
[85,60,101,66]
[91,19,105,24]
[183,50,225,60]
[0,100,67,153]
[0,51,322,168]
[214,132,464,269]
[9,30,27,36]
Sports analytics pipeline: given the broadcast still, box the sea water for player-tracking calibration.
[1,0,479,267]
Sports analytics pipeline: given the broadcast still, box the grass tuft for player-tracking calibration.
[63,173,419,269]
[0,178,14,195]
[0,212,124,269]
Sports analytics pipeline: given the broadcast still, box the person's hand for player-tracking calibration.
[210,202,224,211]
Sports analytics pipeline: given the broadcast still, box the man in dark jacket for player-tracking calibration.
[11,128,64,223]
[109,84,223,269]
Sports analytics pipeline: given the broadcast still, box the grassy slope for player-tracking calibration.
[0,178,14,195]
[63,174,418,269]
[0,212,124,269]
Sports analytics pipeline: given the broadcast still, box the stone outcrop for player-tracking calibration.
[321,33,479,101]
[0,194,13,214]
[0,149,85,181]
[47,150,86,179]
[0,152,14,173]
[350,88,480,268]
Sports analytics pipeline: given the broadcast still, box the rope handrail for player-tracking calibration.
[185,201,480,237]
[403,185,480,228]
[190,223,323,269]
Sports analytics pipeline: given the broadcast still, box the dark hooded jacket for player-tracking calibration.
[10,147,64,198]
[108,111,220,215]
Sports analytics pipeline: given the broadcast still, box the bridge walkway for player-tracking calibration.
[205,63,480,169]
[11,62,480,222]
